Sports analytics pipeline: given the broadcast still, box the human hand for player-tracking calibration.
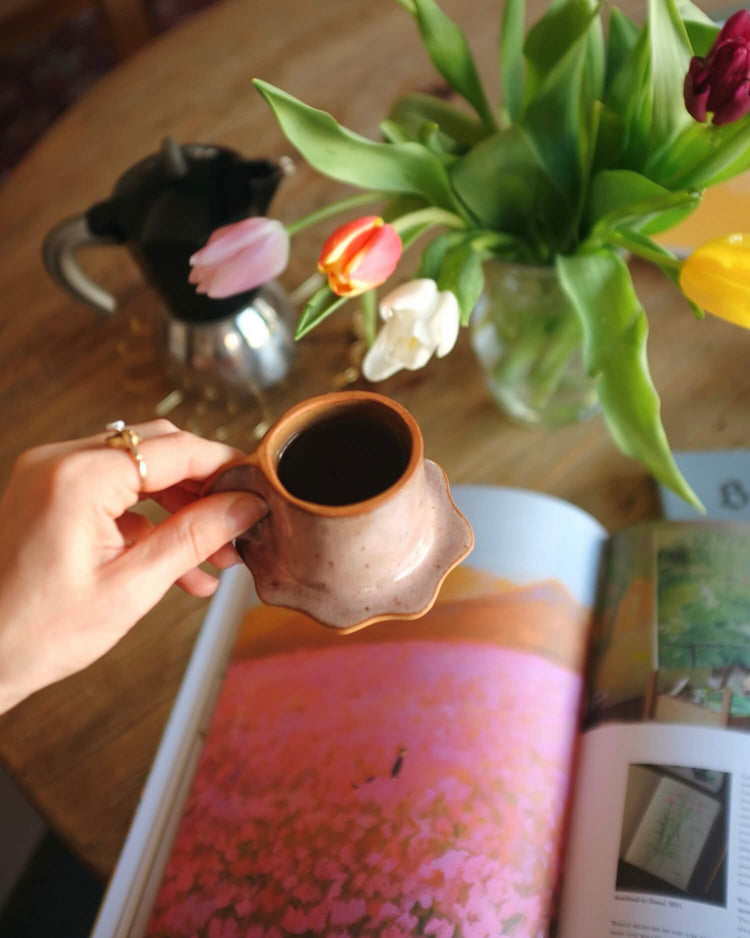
[0,420,266,713]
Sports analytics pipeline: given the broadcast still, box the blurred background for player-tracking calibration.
[0,0,219,185]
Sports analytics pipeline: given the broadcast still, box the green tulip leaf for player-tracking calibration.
[436,242,485,324]
[295,283,348,339]
[676,0,719,55]
[410,0,497,131]
[588,170,667,221]
[500,0,525,123]
[388,92,486,146]
[648,0,694,148]
[605,8,641,91]
[380,119,414,145]
[606,24,652,166]
[523,0,599,99]
[419,231,475,279]
[522,25,593,207]
[380,195,429,226]
[592,108,627,171]
[613,227,706,318]
[382,195,429,220]
[449,125,572,256]
[656,119,750,190]
[585,169,701,238]
[583,12,606,107]
[579,99,603,228]
[382,196,434,248]
[684,19,720,56]
[253,80,457,211]
[398,219,436,250]
[381,117,460,167]
[420,230,522,281]
[417,121,462,165]
[556,251,702,510]
[676,0,716,27]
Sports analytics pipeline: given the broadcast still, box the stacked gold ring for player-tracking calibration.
[104,420,148,488]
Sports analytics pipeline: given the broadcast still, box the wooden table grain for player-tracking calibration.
[0,0,747,881]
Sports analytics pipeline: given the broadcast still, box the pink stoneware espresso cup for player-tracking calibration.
[204,391,473,632]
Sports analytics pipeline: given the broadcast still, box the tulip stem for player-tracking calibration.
[361,290,378,347]
[289,272,325,305]
[390,207,466,234]
[609,231,681,270]
[285,191,390,237]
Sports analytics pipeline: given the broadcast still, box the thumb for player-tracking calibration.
[114,492,267,602]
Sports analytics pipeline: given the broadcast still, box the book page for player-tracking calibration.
[141,486,606,938]
[558,724,750,938]
[585,521,750,735]
[560,521,750,937]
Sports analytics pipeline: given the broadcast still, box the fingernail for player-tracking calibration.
[227,493,268,531]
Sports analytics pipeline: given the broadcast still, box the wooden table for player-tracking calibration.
[0,0,747,882]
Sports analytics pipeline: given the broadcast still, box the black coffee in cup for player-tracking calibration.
[277,409,410,506]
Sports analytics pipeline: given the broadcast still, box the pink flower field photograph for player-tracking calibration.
[146,567,590,938]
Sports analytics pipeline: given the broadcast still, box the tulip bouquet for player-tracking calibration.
[190,0,750,508]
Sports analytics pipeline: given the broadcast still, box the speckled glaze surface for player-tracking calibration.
[206,392,474,631]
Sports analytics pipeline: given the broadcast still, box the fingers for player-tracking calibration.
[17,421,248,522]
[203,542,242,570]
[134,429,244,494]
[15,419,188,466]
[116,510,154,548]
[147,487,241,569]
[115,507,238,595]
[174,567,222,598]
[97,421,244,497]
[110,492,267,612]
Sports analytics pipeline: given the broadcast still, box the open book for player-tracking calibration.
[91,485,750,938]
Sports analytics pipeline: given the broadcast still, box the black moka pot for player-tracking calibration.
[42,138,295,392]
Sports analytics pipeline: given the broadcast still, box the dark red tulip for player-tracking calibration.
[684,10,750,126]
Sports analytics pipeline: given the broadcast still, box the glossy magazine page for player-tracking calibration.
[93,485,607,938]
[560,521,750,938]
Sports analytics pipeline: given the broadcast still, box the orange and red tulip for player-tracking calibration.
[318,216,402,297]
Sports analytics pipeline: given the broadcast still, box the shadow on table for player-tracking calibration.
[0,832,103,938]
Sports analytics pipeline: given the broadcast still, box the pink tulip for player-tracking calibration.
[684,10,750,125]
[188,217,289,298]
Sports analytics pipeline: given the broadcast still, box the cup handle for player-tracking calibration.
[202,457,271,543]
[42,215,121,317]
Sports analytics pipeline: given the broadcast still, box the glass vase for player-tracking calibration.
[470,259,600,426]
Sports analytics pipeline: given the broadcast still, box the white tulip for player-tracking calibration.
[362,279,460,382]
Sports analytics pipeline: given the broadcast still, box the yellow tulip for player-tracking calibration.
[679,232,750,328]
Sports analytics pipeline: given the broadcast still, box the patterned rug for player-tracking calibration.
[0,0,219,183]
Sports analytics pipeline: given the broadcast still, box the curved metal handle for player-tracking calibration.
[42,215,121,316]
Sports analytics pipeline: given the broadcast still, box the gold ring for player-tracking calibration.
[105,420,148,488]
